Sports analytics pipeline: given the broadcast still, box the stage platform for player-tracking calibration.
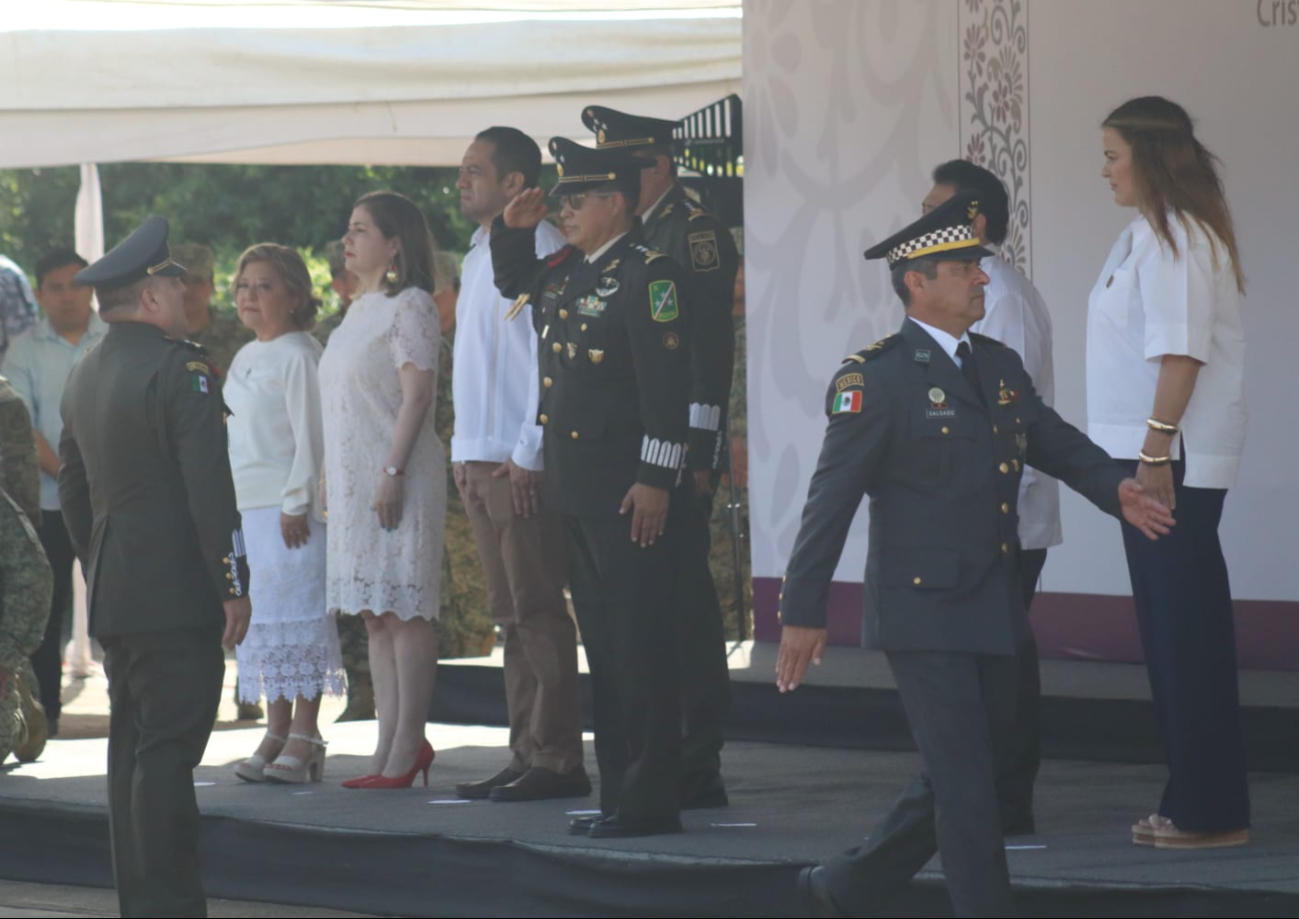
[2,722,1297,917]
[435,642,1299,772]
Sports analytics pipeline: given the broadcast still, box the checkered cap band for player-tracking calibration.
[887,224,978,266]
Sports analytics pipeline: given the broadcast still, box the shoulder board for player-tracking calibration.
[684,200,714,222]
[842,334,900,364]
[969,332,1006,348]
[630,243,668,264]
[547,245,577,268]
[174,339,210,355]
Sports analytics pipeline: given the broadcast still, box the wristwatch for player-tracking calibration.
[383,466,404,477]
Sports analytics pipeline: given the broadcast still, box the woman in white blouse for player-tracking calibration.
[227,244,344,784]
[1089,97,1249,849]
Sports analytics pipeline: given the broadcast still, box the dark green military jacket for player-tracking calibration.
[491,219,693,518]
[780,318,1126,655]
[641,183,739,473]
[58,322,248,638]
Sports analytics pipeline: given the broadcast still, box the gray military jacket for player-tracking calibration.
[780,317,1126,656]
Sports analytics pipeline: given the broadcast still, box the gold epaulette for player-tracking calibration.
[842,334,900,363]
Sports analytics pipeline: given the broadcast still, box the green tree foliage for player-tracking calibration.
[0,161,560,293]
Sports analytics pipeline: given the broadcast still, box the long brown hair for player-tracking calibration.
[353,191,436,297]
[1103,96,1244,293]
[234,243,321,330]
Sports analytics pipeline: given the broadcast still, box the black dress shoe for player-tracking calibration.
[587,813,683,839]
[568,815,603,835]
[681,772,729,810]
[455,766,522,800]
[798,866,846,918]
[490,765,592,802]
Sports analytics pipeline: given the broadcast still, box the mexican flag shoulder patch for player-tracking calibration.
[832,390,862,415]
[648,279,679,323]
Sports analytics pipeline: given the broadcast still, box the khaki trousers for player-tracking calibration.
[461,461,583,774]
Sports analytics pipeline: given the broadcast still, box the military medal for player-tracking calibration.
[578,295,607,318]
[589,349,604,364]
[929,387,947,408]
[567,342,578,360]
[997,379,1018,406]
[596,277,620,297]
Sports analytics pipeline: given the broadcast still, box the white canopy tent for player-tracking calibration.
[1,0,740,670]
[0,0,742,168]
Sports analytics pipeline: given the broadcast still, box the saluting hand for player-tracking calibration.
[776,625,827,693]
[503,187,549,230]
[222,596,252,650]
[1118,477,1177,540]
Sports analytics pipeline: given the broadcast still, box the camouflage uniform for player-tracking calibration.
[709,314,750,639]
[190,309,254,378]
[0,489,53,764]
[432,331,492,659]
[0,377,40,526]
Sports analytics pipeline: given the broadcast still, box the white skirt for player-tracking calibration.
[236,505,345,703]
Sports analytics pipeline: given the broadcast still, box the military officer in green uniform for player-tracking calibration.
[172,243,254,376]
[778,194,1176,918]
[0,487,52,765]
[582,105,740,809]
[0,376,41,525]
[492,138,694,838]
[59,217,252,918]
[170,243,259,721]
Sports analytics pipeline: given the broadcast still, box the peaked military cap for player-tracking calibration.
[581,105,679,152]
[863,191,993,267]
[75,215,186,290]
[548,136,651,196]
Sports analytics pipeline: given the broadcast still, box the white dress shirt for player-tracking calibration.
[452,219,567,470]
[224,332,326,517]
[1086,213,1247,489]
[972,254,1063,550]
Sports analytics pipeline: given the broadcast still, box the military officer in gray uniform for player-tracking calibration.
[779,193,1176,917]
[59,217,251,918]
[582,106,739,809]
[492,138,694,839]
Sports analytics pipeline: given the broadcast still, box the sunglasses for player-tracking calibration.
[559,192,616,211]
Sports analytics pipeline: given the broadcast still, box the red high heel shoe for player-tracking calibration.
[365,740,435,789]
[341,774,380,789]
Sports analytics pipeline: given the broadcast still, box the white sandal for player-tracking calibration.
[264,733,328,785]
[234,731,287,783]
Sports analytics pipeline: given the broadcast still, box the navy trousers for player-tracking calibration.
[1118,460,1249,832]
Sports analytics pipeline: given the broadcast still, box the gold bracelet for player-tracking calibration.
[1138,451,1172,466]
[1146,417,1179,434]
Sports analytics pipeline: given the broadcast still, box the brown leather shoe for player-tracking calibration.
[14,678,48,764]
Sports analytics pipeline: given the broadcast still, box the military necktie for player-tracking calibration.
[955,340,985,407]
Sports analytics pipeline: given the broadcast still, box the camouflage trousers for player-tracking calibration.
[0,659,45,764]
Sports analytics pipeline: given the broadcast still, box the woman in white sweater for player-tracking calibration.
[227,244,344,784]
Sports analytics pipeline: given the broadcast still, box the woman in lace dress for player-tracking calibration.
[320,192,445,788]
[226,244,343,784]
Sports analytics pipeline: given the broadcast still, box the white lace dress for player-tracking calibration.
[225,333,345,703]
[319,287,446,620]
